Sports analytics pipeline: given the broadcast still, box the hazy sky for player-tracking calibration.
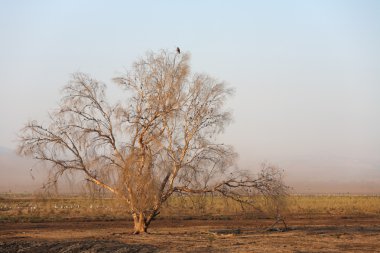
[0,1,379,188]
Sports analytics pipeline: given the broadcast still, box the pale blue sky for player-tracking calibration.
[0,1,379,188]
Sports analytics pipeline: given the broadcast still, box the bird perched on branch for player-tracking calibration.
[176,47,181,54]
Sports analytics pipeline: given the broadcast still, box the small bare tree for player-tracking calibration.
[18,49,287,234]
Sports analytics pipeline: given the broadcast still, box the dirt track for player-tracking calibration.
[1,215,380,252]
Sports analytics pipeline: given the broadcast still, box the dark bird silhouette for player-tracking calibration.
[176,47,181,54]
[29,168,35,180]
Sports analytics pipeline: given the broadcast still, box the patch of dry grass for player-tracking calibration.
[0,194,129,222]
[0,194,379,222]
[287,195,380,215]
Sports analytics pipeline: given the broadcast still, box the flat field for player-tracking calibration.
[1,195,380,252]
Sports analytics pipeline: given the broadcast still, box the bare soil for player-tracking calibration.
[1,215,380,252]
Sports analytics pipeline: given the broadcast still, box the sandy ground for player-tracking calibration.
[1,215,380,252]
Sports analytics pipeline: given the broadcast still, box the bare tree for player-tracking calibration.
[18,49,287,234]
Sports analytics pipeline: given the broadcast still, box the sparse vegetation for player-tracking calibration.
[287,195,380,216]
[1,194,379,223]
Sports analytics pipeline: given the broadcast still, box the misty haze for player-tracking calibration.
[0,1,379,252]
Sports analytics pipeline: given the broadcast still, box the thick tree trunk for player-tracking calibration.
[132,213,148,234]
[132,210,159,234]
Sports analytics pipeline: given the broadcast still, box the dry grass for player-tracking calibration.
[0,194,129,222]
[163,195,380,217]
[287,195,380,215]
[1,194,379,223]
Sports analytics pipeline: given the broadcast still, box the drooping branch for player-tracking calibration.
[171,163,288,210]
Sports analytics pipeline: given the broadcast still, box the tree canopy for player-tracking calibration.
[18,50,287,233]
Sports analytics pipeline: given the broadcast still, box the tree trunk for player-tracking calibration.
[132,212,148,234]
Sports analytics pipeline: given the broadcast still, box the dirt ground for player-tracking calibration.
[1,215,380,252]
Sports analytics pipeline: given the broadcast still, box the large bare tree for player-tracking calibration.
[18,49,287,234]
